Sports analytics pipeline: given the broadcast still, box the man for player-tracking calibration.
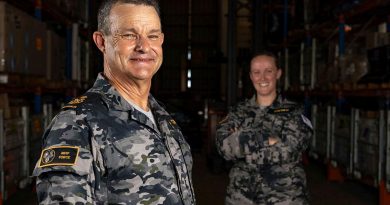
[216,52,312,204]
[33,0,196,204]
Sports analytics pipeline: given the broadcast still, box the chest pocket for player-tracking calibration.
[267,113,290,137]
[105,121,169,177]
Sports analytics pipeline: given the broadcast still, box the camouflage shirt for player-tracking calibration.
[33,73,196,205]
[216,94,312,205]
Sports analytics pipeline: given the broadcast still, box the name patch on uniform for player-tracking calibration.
[268,107,293,114]
[38,146,79,168]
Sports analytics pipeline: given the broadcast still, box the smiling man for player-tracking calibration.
[216,51,312,205]
[32,0,196,204]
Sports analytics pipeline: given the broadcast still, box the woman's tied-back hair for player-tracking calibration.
[251,51,280,69]
[97,0,160,35]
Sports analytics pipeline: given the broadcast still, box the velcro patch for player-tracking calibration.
[38,146,79,168]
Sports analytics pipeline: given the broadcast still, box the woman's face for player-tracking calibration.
[249,55,282,98]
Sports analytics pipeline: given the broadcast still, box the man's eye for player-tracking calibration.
[148,34,160,40]
[121,33,137,40]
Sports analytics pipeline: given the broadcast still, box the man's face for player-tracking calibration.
[249,55,281,98]
[104,3,164,81]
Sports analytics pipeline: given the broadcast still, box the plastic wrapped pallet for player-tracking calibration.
[356,111,380,179]
[333,113,352,167]
[312,105,330,158]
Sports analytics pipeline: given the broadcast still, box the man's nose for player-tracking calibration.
[135,36,151,52]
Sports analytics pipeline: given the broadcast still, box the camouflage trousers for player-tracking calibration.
[225,166,309,205]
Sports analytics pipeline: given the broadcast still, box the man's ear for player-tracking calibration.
[93,31,105,53]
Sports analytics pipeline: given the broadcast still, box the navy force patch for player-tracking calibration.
[38,146,79,167]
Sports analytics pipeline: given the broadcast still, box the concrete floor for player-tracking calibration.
[5,152,379,205]
[192,152,378,205]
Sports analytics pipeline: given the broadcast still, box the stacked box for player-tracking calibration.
[0,2,47,75]
[46,30,66,80]
[26,18,47,76]
[0,93,10,119]
[366,32,390,49]
[356,112,379,177]
[333,114,351,166]
[4,118,25,151]
[0,2,32,73]
[29,113,46,174]
[313,106,328,157]
[358,114,379,145]
[3,147,23,198]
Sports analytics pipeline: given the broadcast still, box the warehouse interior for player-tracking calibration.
[0,0,390,204]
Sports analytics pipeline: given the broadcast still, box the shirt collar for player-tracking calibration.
[249,93,284,109]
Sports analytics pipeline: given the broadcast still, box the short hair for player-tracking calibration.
[97,0,160,35]
[251,51,280,69]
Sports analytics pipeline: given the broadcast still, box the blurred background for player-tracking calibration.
[0,0,390,204]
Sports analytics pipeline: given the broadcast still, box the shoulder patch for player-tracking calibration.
[268,107,294,114]
[38,146,79,168]
[301,115,313,129]
[62,96,88,109]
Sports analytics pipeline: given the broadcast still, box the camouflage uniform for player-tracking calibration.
[33,73,196,205]
[216,95,312,205]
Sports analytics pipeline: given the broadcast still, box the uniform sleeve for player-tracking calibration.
[250,112,313,165]
[215,109,257,161]
[32,109,97,204]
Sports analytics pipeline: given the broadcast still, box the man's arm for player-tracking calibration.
[33,110,97,204]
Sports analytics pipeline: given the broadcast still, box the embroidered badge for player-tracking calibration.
[169,119,177,126]
[38,146,79,168]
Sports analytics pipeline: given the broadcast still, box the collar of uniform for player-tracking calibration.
[248,93,284,109]
[88,73,133,111]
[89,73,172,134]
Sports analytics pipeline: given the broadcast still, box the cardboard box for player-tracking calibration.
[0,2,32,73]
[46,30,66,80]
[0,2,47,75]
[26,18,47,76]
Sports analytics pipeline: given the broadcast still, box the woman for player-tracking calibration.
[216,51,312,205]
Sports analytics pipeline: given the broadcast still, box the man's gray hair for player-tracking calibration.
[97,0,160,35]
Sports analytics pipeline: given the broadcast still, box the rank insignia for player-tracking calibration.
[62,96,87,109]
[38,146,79,168]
